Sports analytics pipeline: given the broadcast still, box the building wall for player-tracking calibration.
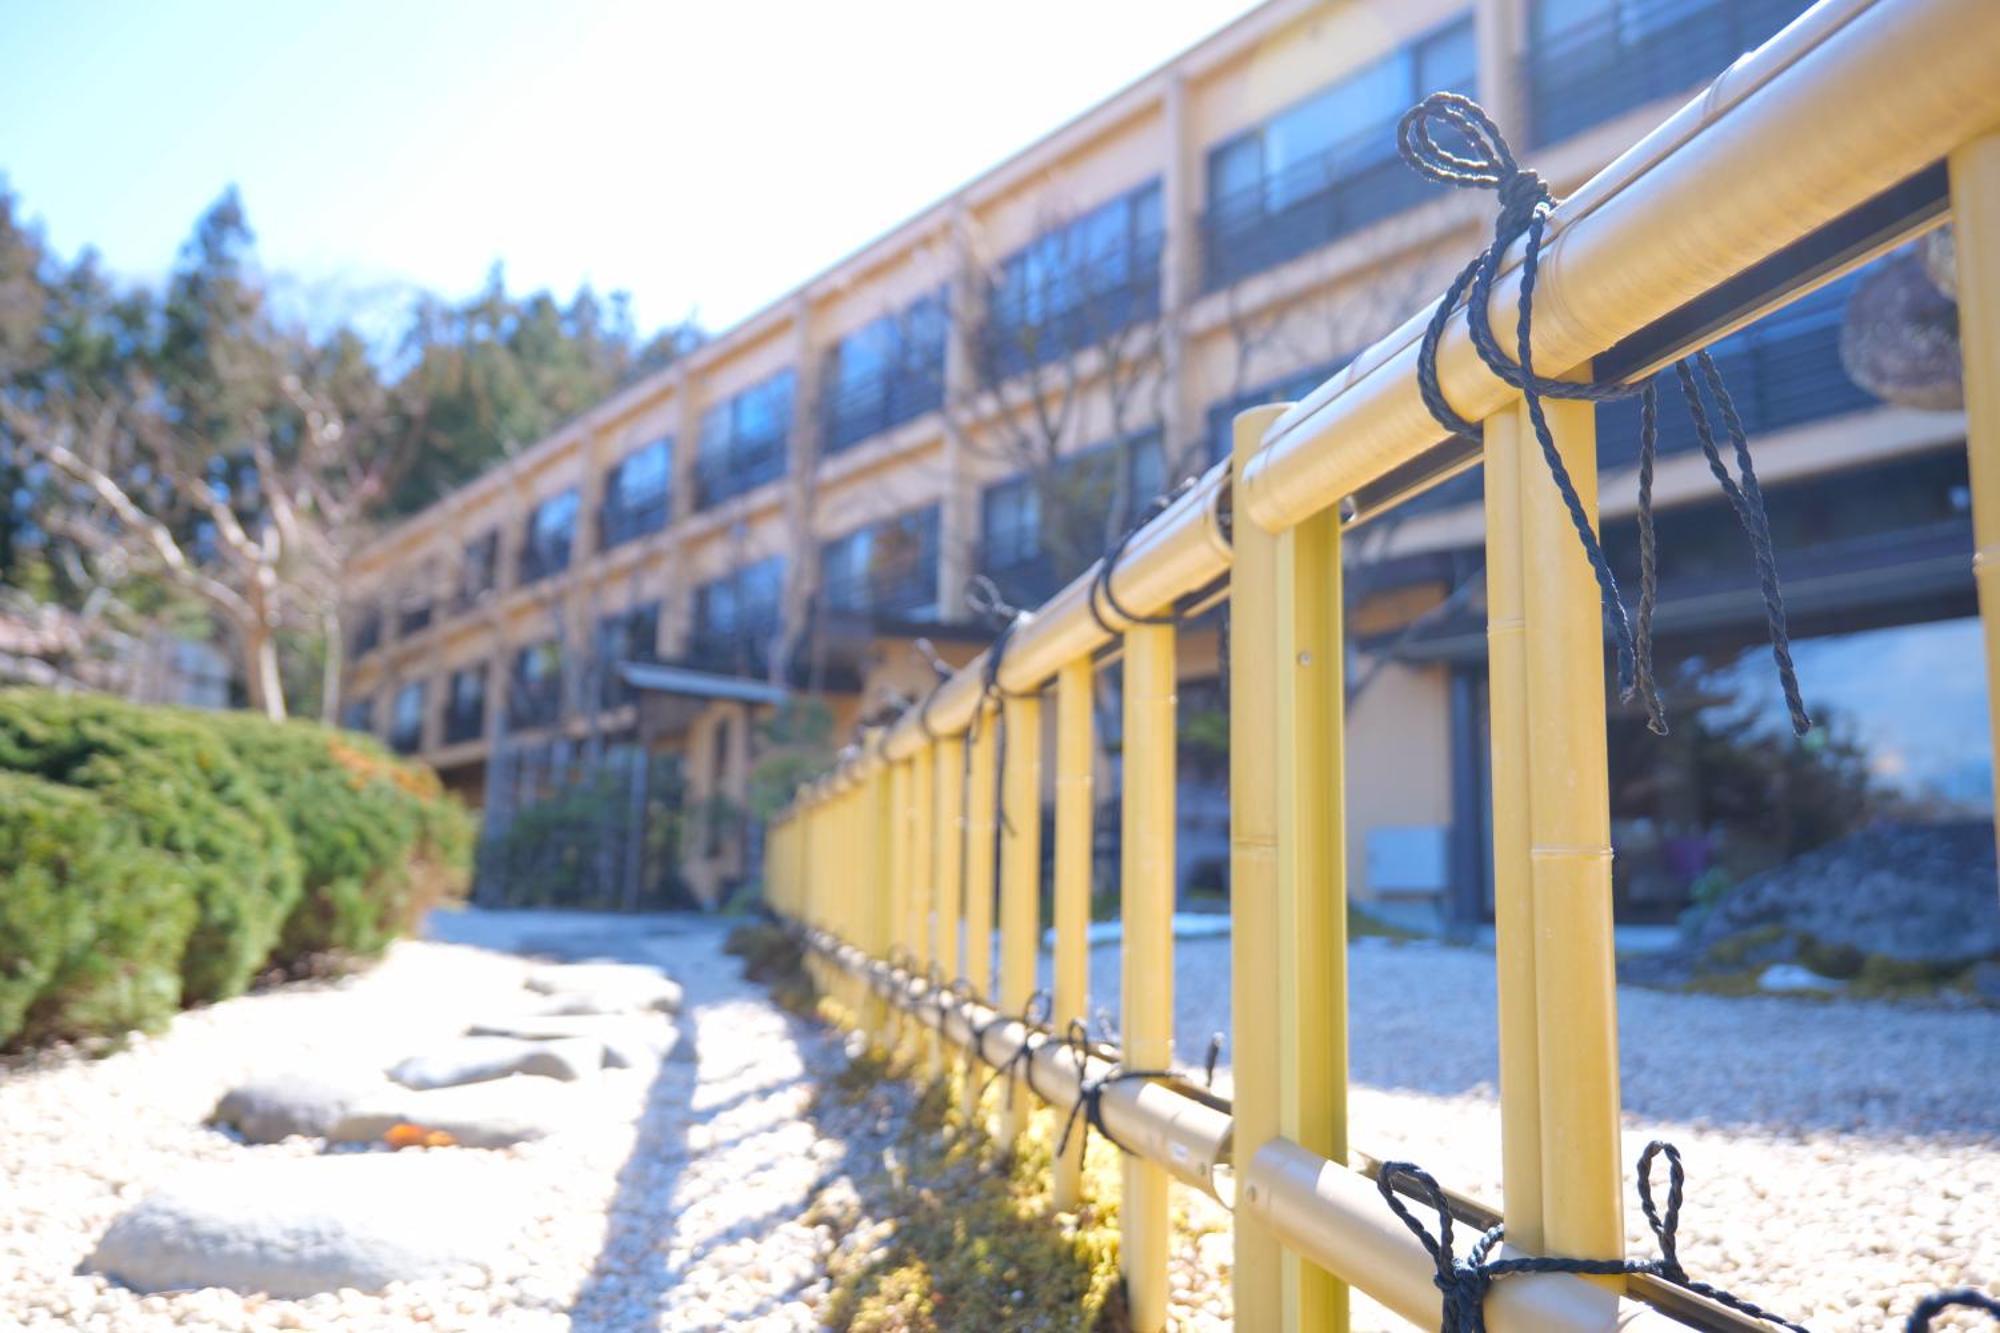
[343,0,1941,911]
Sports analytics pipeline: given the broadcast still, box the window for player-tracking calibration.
[508,639,563,730]
[596,600,662,707]
[519,489,580,584]
[823,294,948,454]
[340,696,374,734]
[691,557,786,675]
[696,371,795,508]
[396,575,434,638]
[443,664,488,744]
[600,438,672,550]
[1202,17,1476,287]
[456,529,499,611]
[390,680,427,755]
[985,181,1164,378]
[979,433,1166,607]
[820,504,942,620]
[349,605,382,659]
[1527,0,1813,146]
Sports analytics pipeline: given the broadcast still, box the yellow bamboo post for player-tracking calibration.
[866,770,893,1038]
[1950,132,2000,869]
[888,758,913,1053]
[1052,657,1094,1210]
[1121,621,1176,1333]
[1275,500,1349,1333]
[1517,382,1624,1276]
[963,704,1000,1122]
[1484,409,1546,1252]
[1230,404,1288,1329]
[911,743,938,1074]
[998,690,1044,1144]
[933,733,967,1082]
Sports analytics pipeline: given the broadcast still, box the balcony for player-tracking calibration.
[1201,122,1433,291]
[694,435,787,510]
[981,241,1163,383]
[506,676,561,732]
[822,366,943,456]
[1526,0,1814,148]
[442,698,486,745]
[349,612,382,659]
[397,602,433,639]
[598,493,670,551]
[389,719,424,756]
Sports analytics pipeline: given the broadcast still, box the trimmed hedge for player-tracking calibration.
[197,711,471,969]
[0,773,197,1045]
[0,690,301,1007]
[0,689,471,1049]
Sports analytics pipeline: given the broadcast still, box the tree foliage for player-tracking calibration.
[0,182,701,716]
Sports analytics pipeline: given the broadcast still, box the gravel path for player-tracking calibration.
[5,914,1989,1331]
[1075,934,2000,1331]
[0,911,856,1332]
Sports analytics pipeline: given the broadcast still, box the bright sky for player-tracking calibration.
[0,0,1258,340]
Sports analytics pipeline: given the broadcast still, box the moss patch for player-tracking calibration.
[809,1049,1129,1332]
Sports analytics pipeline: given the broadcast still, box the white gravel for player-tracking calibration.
[1080,934,2000,1332]
[5,913,1990,1331]
[0,911,853,1332]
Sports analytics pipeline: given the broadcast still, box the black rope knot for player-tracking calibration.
[1376,1161,1507,1333]
[979,989,1053,1108]
[1395,91,1810,739]
[1088,476,1197,636]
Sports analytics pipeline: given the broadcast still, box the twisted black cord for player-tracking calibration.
[1681,352,1811,735]
[1398,92,1811,738]
[1906,1289,2000,1331]
[1088,478,1197,636]
[1052,1019,1176,1162]
[977,989,1053,1107]
[1377,1141,1812,1333]
[965,574,1026,835]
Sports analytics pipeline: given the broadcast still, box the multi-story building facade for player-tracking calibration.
[343,0,1987,916]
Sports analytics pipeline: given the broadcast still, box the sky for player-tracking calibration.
[0,0,1258,342]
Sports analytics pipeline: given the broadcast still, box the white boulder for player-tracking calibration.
[329,1074,573,1148]
[388,1036,601,1090]
[87,1155,514,1297]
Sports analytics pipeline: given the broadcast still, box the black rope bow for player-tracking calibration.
[1378,1141,1813,1333]
[1052,1019,1178,1162]
[977,989,1053,1108]
[1089,477,1199,636]
[1397,92,1809,737]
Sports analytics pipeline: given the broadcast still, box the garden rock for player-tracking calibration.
[388,1035,601,1089]
[329,1074,572,1147]
[210,1071,386,1143]
[469,1013,677,1069]
[1758,963,1844,994]
[86,1154,513,1297]
[524,962,683,1014]
[1690,820,2000,967]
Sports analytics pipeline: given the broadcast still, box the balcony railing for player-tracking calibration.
[1201,121,1434,290]
[822,365,944,455]
[694,435,787,510]
[517,537,573,586]
[442,699,486,745]
[598,493,670,551]
[683,630,776,679]
[981,241,1163,382]
[389,720,424,755]
[1527,0,1814,147]
[506,677,561,732]
[397,602,433,638]
[349,614,382,659]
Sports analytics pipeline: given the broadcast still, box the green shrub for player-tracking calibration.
[0,689,301,1005]
[0,773,197,1047]
[197,711,472,969]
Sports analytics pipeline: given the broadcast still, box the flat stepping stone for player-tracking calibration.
[87,1154,514,1297]
[523,962,684,1014]
[388,1036,601,1090]
[211,1071,390,1144]
[468,1013,678,1069]
[329,1074,572,1148]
